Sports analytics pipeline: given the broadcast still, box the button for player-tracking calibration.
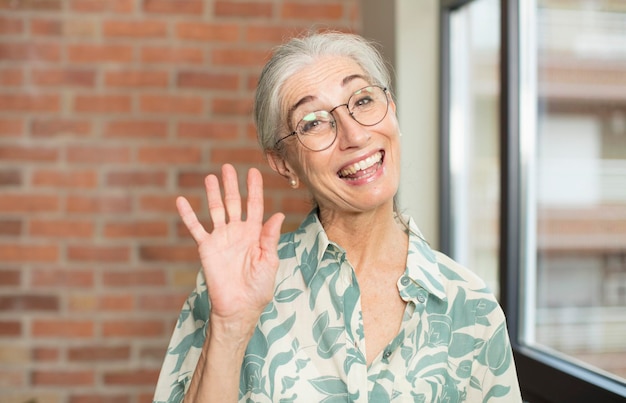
[417,294,426,303]
[383,350,392,359]
[400,276,410,286]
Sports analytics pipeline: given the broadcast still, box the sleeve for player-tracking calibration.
[467,305,523,403]
[153,270,209,403]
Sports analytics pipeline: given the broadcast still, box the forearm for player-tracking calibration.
[183,317,254,403]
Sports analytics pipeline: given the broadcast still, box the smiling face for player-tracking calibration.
[267,56,402,221]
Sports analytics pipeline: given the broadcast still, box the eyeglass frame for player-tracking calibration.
[274,85,390,152]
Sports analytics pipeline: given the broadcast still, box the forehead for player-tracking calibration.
[280,56,368,111]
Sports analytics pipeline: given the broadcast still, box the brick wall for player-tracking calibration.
[0,1,360,402]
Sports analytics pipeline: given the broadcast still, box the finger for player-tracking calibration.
[260,212,285,254]
[176,196,207,243]
[246,167,264,224]
[205,174,226,227]
[221,163,241,223]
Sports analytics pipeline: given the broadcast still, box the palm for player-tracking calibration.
[176,164,284,323]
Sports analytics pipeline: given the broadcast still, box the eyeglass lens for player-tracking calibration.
[295,86,388,151]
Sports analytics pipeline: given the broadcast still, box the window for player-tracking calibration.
[441,0,626,400]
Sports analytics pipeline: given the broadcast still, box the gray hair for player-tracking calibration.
[254,31,392,153]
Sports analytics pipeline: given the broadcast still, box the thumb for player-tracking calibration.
[259,212,285,254]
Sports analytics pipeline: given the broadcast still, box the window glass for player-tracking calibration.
[525,0,626,381]
[448,0,501,296]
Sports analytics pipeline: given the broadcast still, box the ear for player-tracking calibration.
[266,150,295,179]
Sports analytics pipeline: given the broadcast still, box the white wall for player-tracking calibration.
[396,0,440,246]
[362,0,440,245]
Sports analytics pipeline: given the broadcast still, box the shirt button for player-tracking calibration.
[417,294,426,303]
[400,276,410,286]
[383,350,392,359]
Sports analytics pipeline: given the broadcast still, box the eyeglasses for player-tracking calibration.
[275,85,389,152]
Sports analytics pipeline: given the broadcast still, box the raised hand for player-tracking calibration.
[176,164,285,333]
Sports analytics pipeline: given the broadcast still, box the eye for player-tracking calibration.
[298,111,332,135]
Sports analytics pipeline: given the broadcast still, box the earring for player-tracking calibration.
[289,178,298,188]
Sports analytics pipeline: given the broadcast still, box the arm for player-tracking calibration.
[174,164,284,402]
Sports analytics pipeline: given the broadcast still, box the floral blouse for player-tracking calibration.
[153,211,522,402]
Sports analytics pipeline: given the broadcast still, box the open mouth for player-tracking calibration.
[337,151,384,180]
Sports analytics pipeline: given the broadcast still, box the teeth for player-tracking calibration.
[339,152,383,177]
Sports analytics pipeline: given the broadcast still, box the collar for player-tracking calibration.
[282,210,448,302]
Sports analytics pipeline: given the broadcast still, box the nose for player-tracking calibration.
[332,106,371,149]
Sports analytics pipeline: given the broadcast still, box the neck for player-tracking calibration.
[319,204,408,275]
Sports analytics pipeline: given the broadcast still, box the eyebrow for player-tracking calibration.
[286,74,368,128]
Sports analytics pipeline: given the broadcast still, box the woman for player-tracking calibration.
[153,32,522,402]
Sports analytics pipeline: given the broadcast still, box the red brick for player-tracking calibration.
[32,320,94,338]
[105,70,169,88]
[0,368,24,388]
[102,320,164,337]
[210,147,265,164]
[139,245,197,262]
[281,2,344,20]
[215,1,273,18]
[0,244,59,262]
[177,171,205,188]
[104,221,168,238]
[29,219,94,237]
[102,268,166,287]
[138,293,187,311]
[32,370,94,386]
[103,20,167,38]
[211,97,253,116]
[0,94,60,112]
[66,195,132,213]
[140,345,167,360]
[106,171,167,187]
[99,294,134,311]
[0,69,24,88]
[177,121,238,140]
[0,16,24,34]
[68,345,131,361]
[103,368,159,385]
[176,22,239,41]
[31,119,92,137]
[32,169,98,188]
[32,68,96,87]
[0,0,62,10]
[0,145,58,162]
[73,94,132,113]
[70,394,132,403]
[68,44,133,63]
[0,118,23,136]
[245,25,308,43]
[139,94,203,115]
[67,145,131,164]
[137,146,202,164]
[0,169,22,186]
[0,320,21,336]
[31,269,94,288]
[33,347,60,362]
[70,0,134,13]
[0,194,60,213]
[143,0,203,14]
[31,18,62,36]
[141,194,201,213]
[211,48,270,66]
[0,42,61,61]
[104,120,168,138]
[0,295,59,311]
[177,71,238,90]
[141,46,204,64]
[0,269,21,286]
[67,245,130,263]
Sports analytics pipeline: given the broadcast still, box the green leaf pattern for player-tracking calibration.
[153,211,521,402]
